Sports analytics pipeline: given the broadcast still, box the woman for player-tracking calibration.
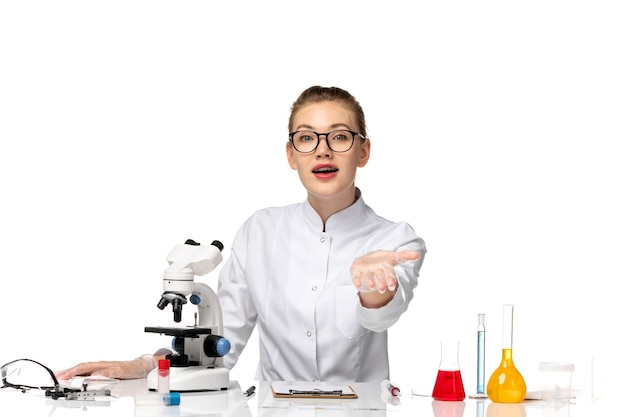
[56,86,426,383]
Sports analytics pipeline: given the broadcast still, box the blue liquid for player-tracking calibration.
[477,330,485,393]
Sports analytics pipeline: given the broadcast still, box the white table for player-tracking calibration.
[0,378,615,416]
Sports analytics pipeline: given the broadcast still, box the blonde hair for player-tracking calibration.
[288,86,367,136]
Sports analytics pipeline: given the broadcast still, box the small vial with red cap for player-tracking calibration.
[135,392,180,407]
[157,359,170,394]
[381,379,401,396]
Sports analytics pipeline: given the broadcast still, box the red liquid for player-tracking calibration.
[432,370,466,401]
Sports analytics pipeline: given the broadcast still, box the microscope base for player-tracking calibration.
[146,366,229,392]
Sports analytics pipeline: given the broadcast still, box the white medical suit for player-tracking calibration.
[217,189,426,382]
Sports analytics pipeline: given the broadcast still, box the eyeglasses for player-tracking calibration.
[289,130,366,153]
[1,358,77,399]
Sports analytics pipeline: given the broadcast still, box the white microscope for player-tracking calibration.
[145,239,230,392]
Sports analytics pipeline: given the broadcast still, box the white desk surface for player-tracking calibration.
[0,378,615,416]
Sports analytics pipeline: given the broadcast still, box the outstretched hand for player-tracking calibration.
[55,354,157,380]
[351,250,421,294]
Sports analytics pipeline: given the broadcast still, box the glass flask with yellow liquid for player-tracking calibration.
[487,304,527,403]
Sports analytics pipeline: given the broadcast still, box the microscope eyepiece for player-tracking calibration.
[182,239,223,252]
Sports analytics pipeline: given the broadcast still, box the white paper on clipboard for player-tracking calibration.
[271,383,358,399]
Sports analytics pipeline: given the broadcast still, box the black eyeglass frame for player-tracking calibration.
[288,130,367,153]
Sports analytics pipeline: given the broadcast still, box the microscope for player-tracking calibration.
[145,239,230,392]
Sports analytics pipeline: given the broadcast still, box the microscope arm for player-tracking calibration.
[192,282,224,332]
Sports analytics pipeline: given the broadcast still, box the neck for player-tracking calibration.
[308,186,358,230]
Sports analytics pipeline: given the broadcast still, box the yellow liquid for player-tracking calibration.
[487,348,527,403]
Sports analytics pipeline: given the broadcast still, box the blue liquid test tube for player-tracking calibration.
[476,313,486,395]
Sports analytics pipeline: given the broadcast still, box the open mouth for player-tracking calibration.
[312,166,338,174]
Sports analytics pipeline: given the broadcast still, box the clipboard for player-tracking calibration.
[271,383,358,399]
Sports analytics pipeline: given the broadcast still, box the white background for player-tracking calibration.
[1,0,624,401]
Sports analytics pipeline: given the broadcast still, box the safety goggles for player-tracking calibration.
[1,358,78,399]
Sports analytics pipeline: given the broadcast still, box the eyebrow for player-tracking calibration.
[294,123,353,132]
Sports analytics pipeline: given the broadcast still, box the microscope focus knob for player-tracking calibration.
[204,335,231,357]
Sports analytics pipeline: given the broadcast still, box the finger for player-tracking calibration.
[374,268,397,293]
[364,270,382,294]
[385,272,397,292]
[393,250,420,265]
[377,282,387,294]
[364,274,377,291]
[54,369,71,380]
[351,269,363,288]
[55,366,88,380]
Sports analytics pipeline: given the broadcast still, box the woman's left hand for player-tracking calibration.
[350,250,420,294]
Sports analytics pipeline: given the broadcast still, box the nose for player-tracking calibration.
[315,134,332,158]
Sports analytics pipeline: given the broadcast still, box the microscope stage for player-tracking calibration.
[144,326,213,337]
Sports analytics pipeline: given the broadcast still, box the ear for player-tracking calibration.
[357,138,371,168]
[286,141,297,170]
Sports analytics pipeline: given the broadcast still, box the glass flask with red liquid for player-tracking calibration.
[432,341,466,401]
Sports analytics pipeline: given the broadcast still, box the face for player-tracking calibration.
[286,101,370,208]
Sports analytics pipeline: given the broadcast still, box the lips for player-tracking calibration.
[312,164,338,174]
[312,164,338,178]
